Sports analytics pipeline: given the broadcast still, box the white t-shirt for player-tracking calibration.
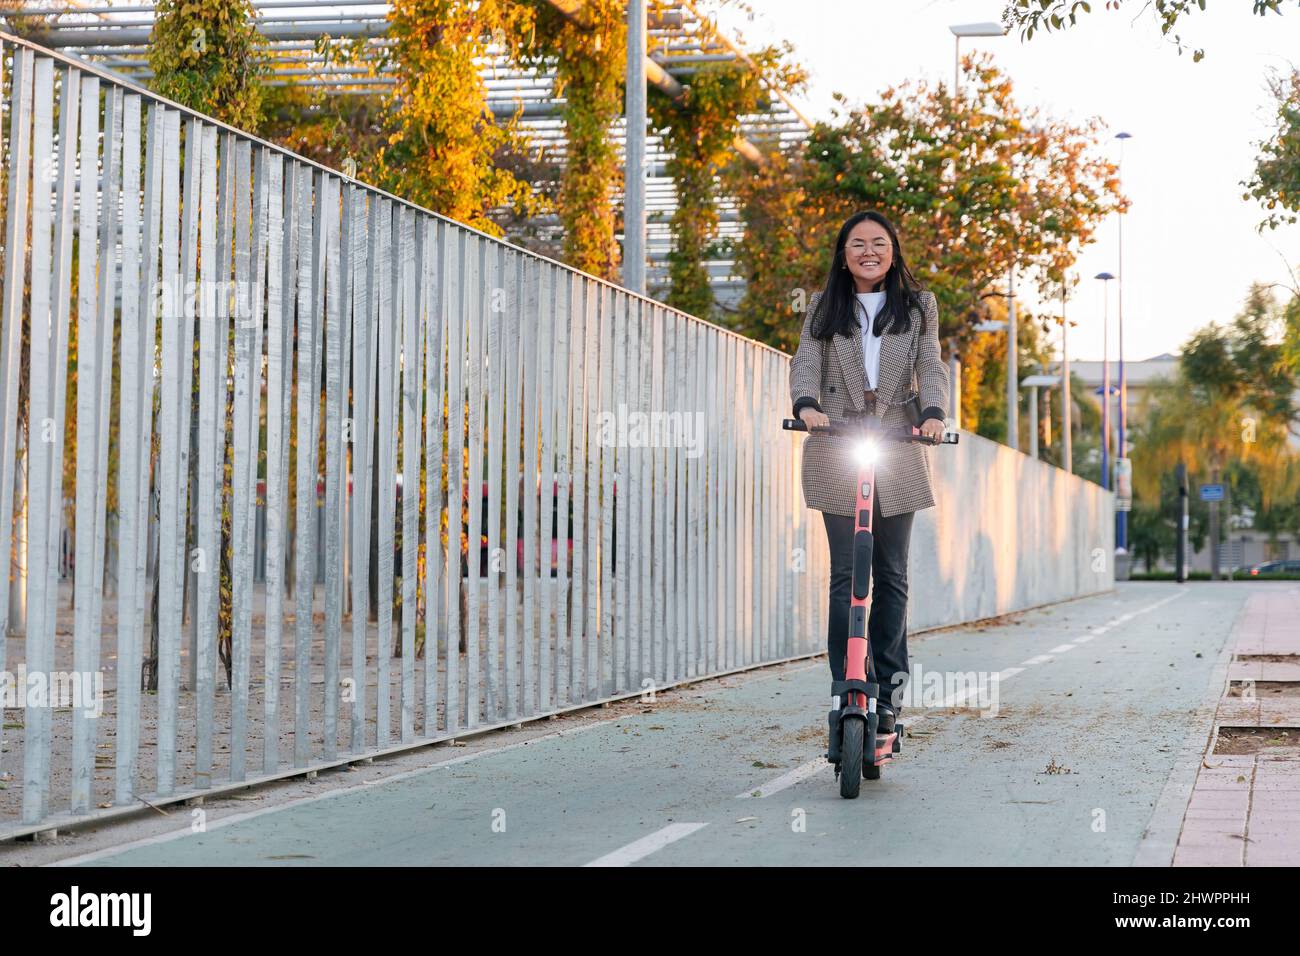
[855,291,887,389]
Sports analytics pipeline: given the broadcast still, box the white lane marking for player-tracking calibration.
[49,719,619,867]
[1074,634,1096,644]
[1048,643,1076,654]
[740,591,1188,800]
[583,822,708,867]
[736,758,829,799]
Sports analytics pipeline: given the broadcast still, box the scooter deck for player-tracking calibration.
[872,733,897,764]
[870,726,902,765]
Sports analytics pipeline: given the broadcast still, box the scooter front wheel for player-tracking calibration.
[839,716,864,799]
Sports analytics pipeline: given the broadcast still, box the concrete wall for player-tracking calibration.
[905,429,1115,631]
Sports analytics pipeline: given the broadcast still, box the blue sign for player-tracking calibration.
[1199,483,1225,502]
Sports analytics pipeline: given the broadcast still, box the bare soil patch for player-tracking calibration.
[1227,681,1300,698]
[1213,726,1300,755]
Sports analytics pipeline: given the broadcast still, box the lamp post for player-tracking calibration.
[948,22,1006,432]
[1115,131,1132,552]
[1020,373,1061,460]
[1095,272,1115,489]
[1060,280,1073,475]
[622,0,647,293]
[949,22,1007,94]
[1000,121,1042,454]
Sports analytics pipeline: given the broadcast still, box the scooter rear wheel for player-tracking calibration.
[839,716,864,799]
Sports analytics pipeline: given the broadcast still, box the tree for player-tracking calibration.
[1128,499,1176,571]
[1002,1,1294,61]
[1245,67,1300,231]
[726,53,1123,448]
[728,54,1122,353]
[1131,284,1300,560]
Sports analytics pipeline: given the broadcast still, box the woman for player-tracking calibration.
[789,210,949,756]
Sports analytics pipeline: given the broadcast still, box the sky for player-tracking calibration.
[712,0,1300,363]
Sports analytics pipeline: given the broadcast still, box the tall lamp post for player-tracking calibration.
[1095,272,1115,489]
[1060,279,1073,475]
[622,0,647,294]
[1114,131,1132,553]
[947,22,1006,432]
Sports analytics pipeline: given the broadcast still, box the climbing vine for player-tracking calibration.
[146,1,268,686]
[380,0,546,236]
[147,0,268,131]
[648,27,802,320]
[510,0,629,280]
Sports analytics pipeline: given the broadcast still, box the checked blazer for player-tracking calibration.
[789,288,950,518]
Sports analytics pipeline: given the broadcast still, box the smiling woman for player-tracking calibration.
[788,209,950,750]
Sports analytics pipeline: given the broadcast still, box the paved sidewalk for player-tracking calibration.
[1173,588,1300,866]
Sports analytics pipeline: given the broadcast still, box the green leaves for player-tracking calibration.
[148,0,267,131]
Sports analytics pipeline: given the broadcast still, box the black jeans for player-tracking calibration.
[823,508,915,713]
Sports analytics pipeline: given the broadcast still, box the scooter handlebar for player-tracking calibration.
[782,417,959,445]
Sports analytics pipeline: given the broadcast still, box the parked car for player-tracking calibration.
[477,476,614,579]
[1244,560,1300,577]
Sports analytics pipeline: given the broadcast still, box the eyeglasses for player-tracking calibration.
[846,239,890,252]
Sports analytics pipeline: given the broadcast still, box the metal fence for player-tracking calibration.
[0,33,827,836]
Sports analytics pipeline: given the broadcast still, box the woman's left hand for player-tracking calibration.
[919,417,945,440]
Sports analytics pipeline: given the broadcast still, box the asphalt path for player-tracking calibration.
[53,582,1245,867]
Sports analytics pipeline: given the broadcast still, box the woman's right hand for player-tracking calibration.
[799,406,830,430]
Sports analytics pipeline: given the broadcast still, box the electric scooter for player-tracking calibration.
[783,412,958,798]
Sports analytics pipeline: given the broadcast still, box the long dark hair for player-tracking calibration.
[809,210,927,341]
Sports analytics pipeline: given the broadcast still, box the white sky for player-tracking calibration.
[712,0,1300,362]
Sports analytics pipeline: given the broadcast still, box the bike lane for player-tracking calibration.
[57,583,1245,867]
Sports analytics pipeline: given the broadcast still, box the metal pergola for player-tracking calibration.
[1,1,812,308]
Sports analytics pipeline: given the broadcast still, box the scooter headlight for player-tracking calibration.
[853,439,879,468]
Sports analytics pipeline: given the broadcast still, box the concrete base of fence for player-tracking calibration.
[907,429,1115,631]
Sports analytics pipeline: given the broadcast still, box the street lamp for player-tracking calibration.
[949,22,1008,94]
[1002,126,1043,454]
[623,0,647,293]
[1095,271,1115,489]
[1115,131,1132,553]
[947,22,1006,431]
[1060,278,1073,475]
[1020,373,1061,460]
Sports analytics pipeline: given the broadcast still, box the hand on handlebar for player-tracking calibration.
[918,417,944,441]
[799,406,830,430]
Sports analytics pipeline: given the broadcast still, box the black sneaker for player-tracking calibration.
[876,704,896,734]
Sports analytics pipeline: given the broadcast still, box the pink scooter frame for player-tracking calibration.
[784,415,958,797]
